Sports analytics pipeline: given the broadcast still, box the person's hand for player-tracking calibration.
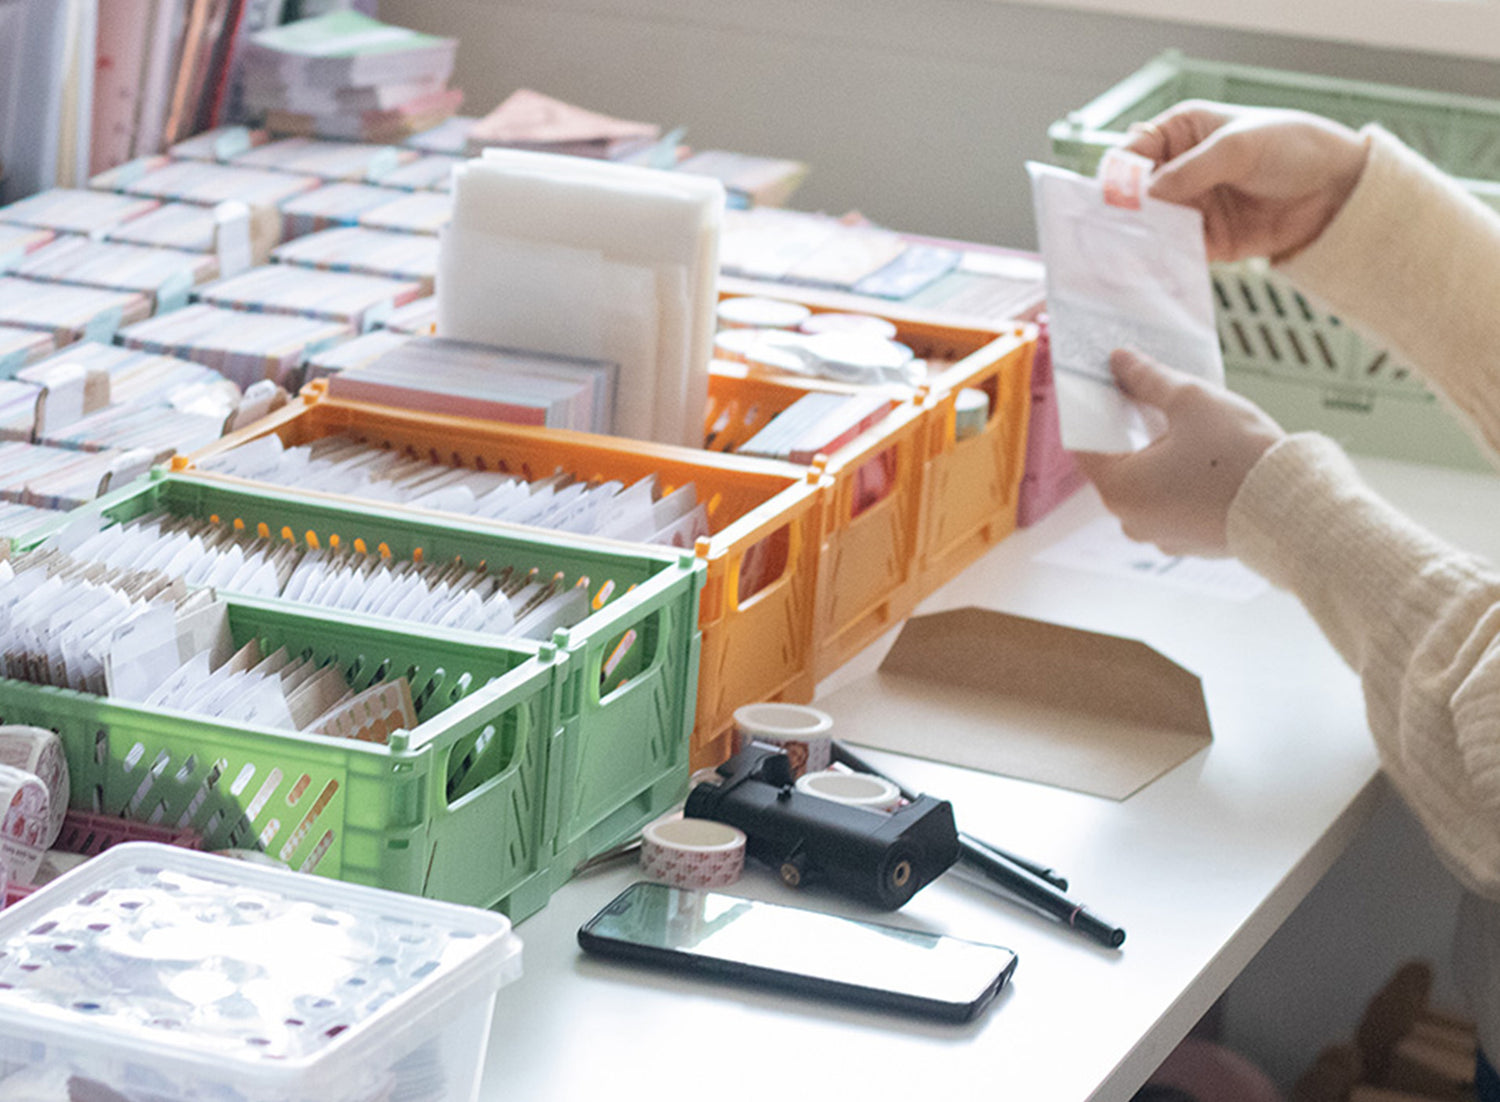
[1072,349,1286,557]
[1120,100,1369,263]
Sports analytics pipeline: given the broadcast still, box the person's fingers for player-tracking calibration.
[1122,120,1169,163]
[1109,348,1190,410]
[1146,125,1260,205]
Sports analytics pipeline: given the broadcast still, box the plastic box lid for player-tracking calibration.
[0,842,522,1099]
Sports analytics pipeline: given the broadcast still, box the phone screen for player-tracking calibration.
[578,881,1018,1022]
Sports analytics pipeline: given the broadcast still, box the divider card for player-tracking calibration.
[196,432,706,548]
[1028,153,1223,453]
[440,150,722,446]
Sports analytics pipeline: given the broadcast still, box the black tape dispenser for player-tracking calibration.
[684,743,961,910]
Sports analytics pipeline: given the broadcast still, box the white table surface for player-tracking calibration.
[478,455,1500,1102]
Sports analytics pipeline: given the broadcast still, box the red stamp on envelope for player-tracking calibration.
[1101,149,1152,210]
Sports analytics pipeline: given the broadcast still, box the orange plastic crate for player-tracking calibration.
[704,363,928,685]
[915,325,1035,595]
[710,289,1036,679]
[178,387,827,772]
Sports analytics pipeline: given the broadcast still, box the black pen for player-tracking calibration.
[952,840,1126,950]
[828,739,1070,891]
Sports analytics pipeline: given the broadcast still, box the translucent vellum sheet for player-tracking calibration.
[1029,157,1223,453]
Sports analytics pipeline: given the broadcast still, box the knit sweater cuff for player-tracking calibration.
[1226,433,1447,664]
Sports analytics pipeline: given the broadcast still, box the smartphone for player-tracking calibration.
[577,880,1018,1023]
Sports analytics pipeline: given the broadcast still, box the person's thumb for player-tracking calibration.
[1109,348,1190,412]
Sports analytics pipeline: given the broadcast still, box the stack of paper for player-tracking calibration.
[466,89,660,160]
[12,237,219,313]
[377,295,437,335]
[0,502,67,543]
[24,340,236,408]
[403,116,476,156]
[356,191,452,235]
[737,391,896,464]
[102,199,262,278]
[102,158,323,211]
[277,182,409,238]
[118,302,351,388]
[272,226,439,287]
[0,327,57,377]
[0,225,59,274]
[718,207,1046,325]
[193,264,427,332]
[440,150,723,445]
[0,277,153,345]
[675,150,808,210]
[238,11,463,143]
[303,330,412,381]
[168,125,271,164]
[0,440,153,510]
[230,136,416,183]
[0,188,160,236]
[379,154,462,192]
[0,381,43,441]
[326,335,617,433]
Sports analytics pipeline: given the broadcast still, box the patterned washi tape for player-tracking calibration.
[639,816,746,889]
[732,702,834,778]
[0,727,69,851]
[794,770,902,812]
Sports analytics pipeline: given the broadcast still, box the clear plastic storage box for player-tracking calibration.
[0,842,522,1102]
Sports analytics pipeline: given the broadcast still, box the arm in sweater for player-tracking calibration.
[1280,126,1500,461]
[1230,130,1500,896]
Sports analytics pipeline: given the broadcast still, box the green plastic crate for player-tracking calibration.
[1048,50,1499,470]
[0,593,563,919]
[19,469,705,889]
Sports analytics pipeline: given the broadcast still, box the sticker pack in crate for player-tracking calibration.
[175,383,824,774]
[1048,49,1500,470]
[11,469,704,910]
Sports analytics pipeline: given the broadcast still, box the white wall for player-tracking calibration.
[382,0,1500,252]
[378,1,1494,1090]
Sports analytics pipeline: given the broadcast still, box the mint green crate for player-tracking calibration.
[20,469,705,884]
[1048,50,1498,470]
[0,593,563,919]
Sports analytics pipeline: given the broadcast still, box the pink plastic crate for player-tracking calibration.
[1017,318,1085,526]
[3,811,203,906]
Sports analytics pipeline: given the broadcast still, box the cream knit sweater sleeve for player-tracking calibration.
[1227,127,1500,898]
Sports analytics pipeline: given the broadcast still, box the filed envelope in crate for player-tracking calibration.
[0,591,561,918]
[0,841,521,1102]
[17,470,703,886]
[1048,49,1500,470]
[177,384,823,772]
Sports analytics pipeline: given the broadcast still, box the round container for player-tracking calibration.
[954,387,991,440]
[732,702,834,778]
[801,332,916,383]
[799,312,899,341]
[717,296,812,331]
[794,770,903,811]
[639,816,746,888]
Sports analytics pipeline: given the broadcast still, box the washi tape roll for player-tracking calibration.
[0,727,69,851]
[794,770,903,811]
[799,312,899,341]
[732,702,834,778]
[717,296,811,331]
[954,387,991,441]
[639,816,746,889]
[0,763,49,885]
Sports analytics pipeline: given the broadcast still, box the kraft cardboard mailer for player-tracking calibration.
[817,606,1212,800]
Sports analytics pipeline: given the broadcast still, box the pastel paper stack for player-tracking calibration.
[439,149,723,446]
